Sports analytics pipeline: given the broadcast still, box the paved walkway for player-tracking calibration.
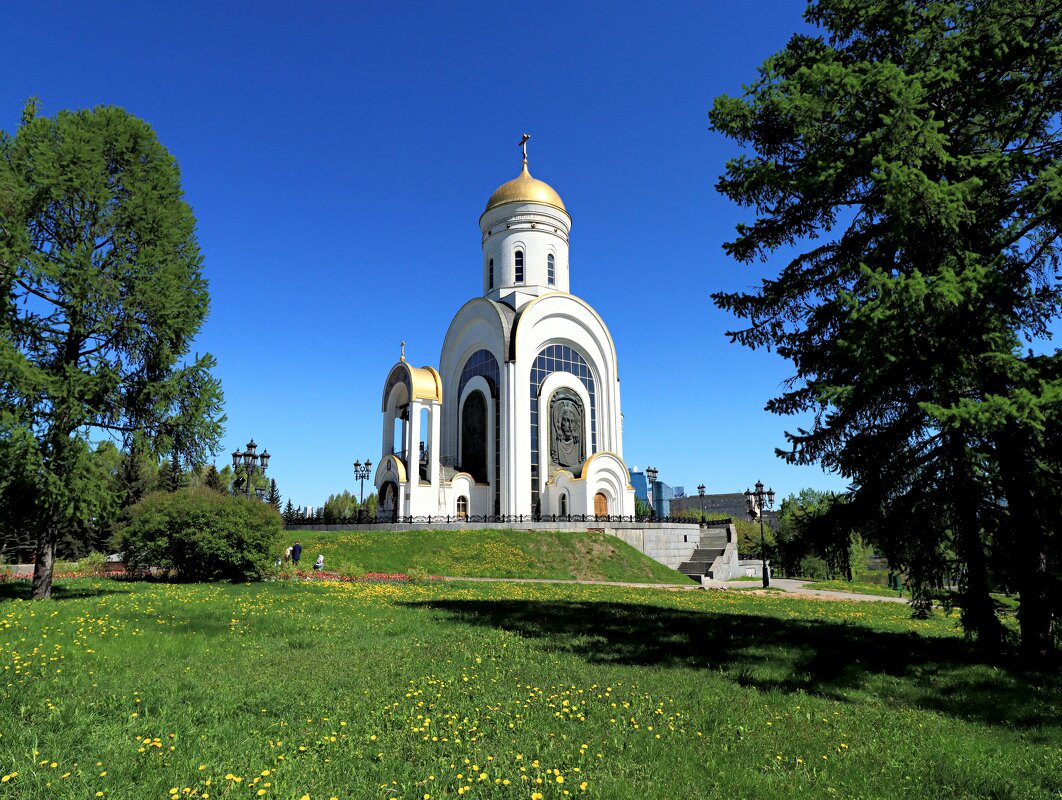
[438,575,909,602]
[436,575,702,590]
[701,577,909,603]
[3,565,908,603]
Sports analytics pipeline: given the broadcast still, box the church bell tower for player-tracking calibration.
[479,134,571,310]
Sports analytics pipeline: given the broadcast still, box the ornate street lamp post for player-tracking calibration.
[353,459,373,505]
[231,438,270,499]
[645,466,658,520]
[744,480,775,588]
[698,484,705,524]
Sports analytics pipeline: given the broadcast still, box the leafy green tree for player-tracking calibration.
[0,437,122,562]
[362,492,377,521]
[266,479,281,511]
[231,465,269,499]
[0,102,224,599]
[710,0,1061,660]
[775,489,861,580]
[116,487,281,581]
[322,490,358,523]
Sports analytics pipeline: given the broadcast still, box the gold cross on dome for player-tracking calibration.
[400,341,405,362]
[519,133,530,164]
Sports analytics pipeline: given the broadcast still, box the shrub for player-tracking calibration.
[116,487,282,581]
[75,551,110,576]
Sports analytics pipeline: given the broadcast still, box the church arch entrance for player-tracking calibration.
[379,481,399,521]
[594,492,608,517]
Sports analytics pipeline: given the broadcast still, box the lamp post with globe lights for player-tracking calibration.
[645,466,658,520]
[353,459,373,505]
[744,480,775,588]
[231,439,270,499]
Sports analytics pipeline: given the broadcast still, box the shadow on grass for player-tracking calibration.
[403,598,1061,734]
[0,579,134,602]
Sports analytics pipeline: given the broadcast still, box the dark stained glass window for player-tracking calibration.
[529,345,597,509]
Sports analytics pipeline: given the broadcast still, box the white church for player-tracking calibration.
[374,140,636,521]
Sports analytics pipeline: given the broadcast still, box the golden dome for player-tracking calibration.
[484,161,566,214]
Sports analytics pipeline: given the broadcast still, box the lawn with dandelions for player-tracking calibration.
[0,577,1058,800]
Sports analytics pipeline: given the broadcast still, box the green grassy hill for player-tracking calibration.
[283,528,692,583]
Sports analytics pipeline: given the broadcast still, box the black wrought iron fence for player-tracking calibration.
[285,512,733,526]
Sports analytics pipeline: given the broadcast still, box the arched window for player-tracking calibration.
[559,493,567,516]
[460,391,488,483]
[547,254,555,286]
[514,250,524,283]
[488,258,493,289]
[457,495,468,520]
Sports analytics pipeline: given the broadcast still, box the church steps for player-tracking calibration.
[677,526,735,578]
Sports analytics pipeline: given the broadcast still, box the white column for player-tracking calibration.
[429,401,441,489]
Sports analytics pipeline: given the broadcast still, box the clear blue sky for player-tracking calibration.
[3,0,853,508]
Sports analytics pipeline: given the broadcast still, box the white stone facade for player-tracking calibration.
[375,154,635,519]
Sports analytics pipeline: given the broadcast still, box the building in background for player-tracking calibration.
[669,491,779,528]
[652,480,675,517]
[628,469,649,502]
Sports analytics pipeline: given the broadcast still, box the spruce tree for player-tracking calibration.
[267,479,282,511]
[203,464,226,494]
[710,0,1061,659]
[163,452,186,492]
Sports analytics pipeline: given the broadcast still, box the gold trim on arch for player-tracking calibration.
[579,451,630,481]
[381,362,443,411]
[376,454,408,485]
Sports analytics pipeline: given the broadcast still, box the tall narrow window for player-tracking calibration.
[488,258,493,289]
[547,254,555,285]
[457,495,468,520]
[514,250,524,283]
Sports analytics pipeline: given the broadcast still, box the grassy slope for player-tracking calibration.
[284,528,692,584]
[0,578,1057,800]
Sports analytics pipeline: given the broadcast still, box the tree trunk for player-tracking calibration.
[31,520,58,600]
[996,431,1055,667]
[956,521,1004,651]
[949,434,1006,652]
[1017,541,1054,667]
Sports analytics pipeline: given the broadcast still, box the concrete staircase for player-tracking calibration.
[678,527,731,580]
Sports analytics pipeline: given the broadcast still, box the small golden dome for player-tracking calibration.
[484,162,566,214]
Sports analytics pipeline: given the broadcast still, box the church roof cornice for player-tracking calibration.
[509,292,620,380]
[442,297,517,363]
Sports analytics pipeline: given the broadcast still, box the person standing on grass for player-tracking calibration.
[314,554,324,571]
[291,541,302,566]
[284,545,292,563]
